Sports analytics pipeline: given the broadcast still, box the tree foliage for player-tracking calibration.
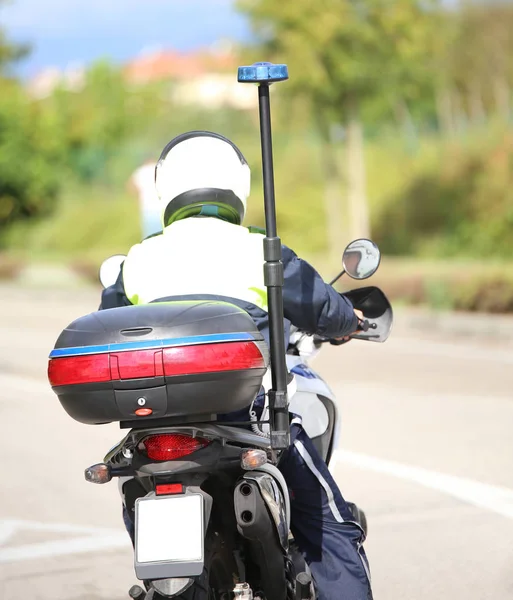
[238,0,444,121]
[0,81,63,227]
[0,0,29,74]
[0,57,165,235]
[446,2,513,120]
[2,0,513,261]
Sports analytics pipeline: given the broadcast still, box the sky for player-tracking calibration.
[0,0,251,78]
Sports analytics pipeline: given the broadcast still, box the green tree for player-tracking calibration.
[0,3,62,235]
[46,60,169,181]
[238,0,444,247]
[448,2,513,125]
[0,80,65,232]
[0,0,29,73]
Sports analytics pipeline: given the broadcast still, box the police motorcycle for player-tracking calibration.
[47,63,392,600]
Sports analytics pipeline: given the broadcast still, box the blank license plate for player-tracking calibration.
[135,493,204,565]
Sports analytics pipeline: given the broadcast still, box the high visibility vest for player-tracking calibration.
[122,217,268,311]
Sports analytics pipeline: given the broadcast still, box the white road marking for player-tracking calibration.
[0,519,130,563]
[332,450,513,520]
[0,521,18,545]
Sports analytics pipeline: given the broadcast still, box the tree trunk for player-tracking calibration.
[468,81,486,126]
[320,123,345,266]
[346,106,370,239]
[436,87,455,138]
[493,76,510,122]
[452,93,468,135]
[395,99,418,154]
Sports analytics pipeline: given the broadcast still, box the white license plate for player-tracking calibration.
[135,493,204,565]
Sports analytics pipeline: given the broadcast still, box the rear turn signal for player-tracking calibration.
[241,449,268,470]
[84,463,112,484]
[142,434,210,461]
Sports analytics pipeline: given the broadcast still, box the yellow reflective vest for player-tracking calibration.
[122,217,268,311]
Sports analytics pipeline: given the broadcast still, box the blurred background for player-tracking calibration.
[0,2,512,600]
[0,0,513,311]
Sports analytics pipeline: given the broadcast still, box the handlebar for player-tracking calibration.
[288,285,393,351]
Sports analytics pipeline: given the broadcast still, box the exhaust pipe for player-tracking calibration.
[234,480,288,600]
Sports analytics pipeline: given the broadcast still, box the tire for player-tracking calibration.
[347,502,368,538]
[172,528,237,600]
[347,502,368,537]
[358,509,368,538]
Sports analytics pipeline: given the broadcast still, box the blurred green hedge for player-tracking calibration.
[372,129,513,259]
[63,256,513,315]
[337,260,513,314]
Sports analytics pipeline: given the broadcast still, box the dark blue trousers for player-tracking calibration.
[281,423,372,600]
[122,423,372,600]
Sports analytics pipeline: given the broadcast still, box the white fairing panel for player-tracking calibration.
[286,356,336,400]
[285,356,339,443]
[288,391,329,439]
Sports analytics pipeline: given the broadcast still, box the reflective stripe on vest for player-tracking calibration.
[123,218,268,311]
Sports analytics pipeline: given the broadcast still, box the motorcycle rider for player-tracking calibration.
[101,131,373,600]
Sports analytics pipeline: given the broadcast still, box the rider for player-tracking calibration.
[101,131,373,600]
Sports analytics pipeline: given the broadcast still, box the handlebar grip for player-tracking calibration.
[356,319,370,332]
[313,334,328,347]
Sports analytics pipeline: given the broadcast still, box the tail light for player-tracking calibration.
[142,434,210,461]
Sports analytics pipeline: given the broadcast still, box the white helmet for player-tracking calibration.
[343,240,380,278]
[155,131,251,226]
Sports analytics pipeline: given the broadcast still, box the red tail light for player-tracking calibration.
[142,434,210,461]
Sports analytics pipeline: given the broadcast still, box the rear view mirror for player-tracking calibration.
[99,254,126,289]
[342,239,381,280]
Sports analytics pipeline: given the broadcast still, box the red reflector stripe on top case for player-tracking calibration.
[163,342,264,376]
[110,350,164,379]
[48,342,264,386]
[48,353,110,387]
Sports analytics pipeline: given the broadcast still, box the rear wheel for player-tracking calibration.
[347,502,368,538]
[173,529,237,600]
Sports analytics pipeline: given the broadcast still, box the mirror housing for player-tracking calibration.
[99,254,126,289]
[342,239,381,280]
[344,287,393,343]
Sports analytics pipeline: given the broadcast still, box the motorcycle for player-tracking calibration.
[47,63,393,600]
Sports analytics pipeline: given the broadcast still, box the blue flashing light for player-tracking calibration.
[238,62,289,84]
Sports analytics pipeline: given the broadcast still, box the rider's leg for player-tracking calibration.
[279,421,373,600]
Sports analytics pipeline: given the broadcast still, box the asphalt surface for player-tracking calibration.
[0,284,512,600]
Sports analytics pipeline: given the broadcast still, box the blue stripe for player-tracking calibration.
[49,332,256,359]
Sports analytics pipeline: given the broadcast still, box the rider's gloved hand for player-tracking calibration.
[330,309,364,345]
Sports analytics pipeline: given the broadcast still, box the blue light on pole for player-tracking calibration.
[237,62,289,84]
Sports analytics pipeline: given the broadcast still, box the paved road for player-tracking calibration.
[0,285,512,600]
